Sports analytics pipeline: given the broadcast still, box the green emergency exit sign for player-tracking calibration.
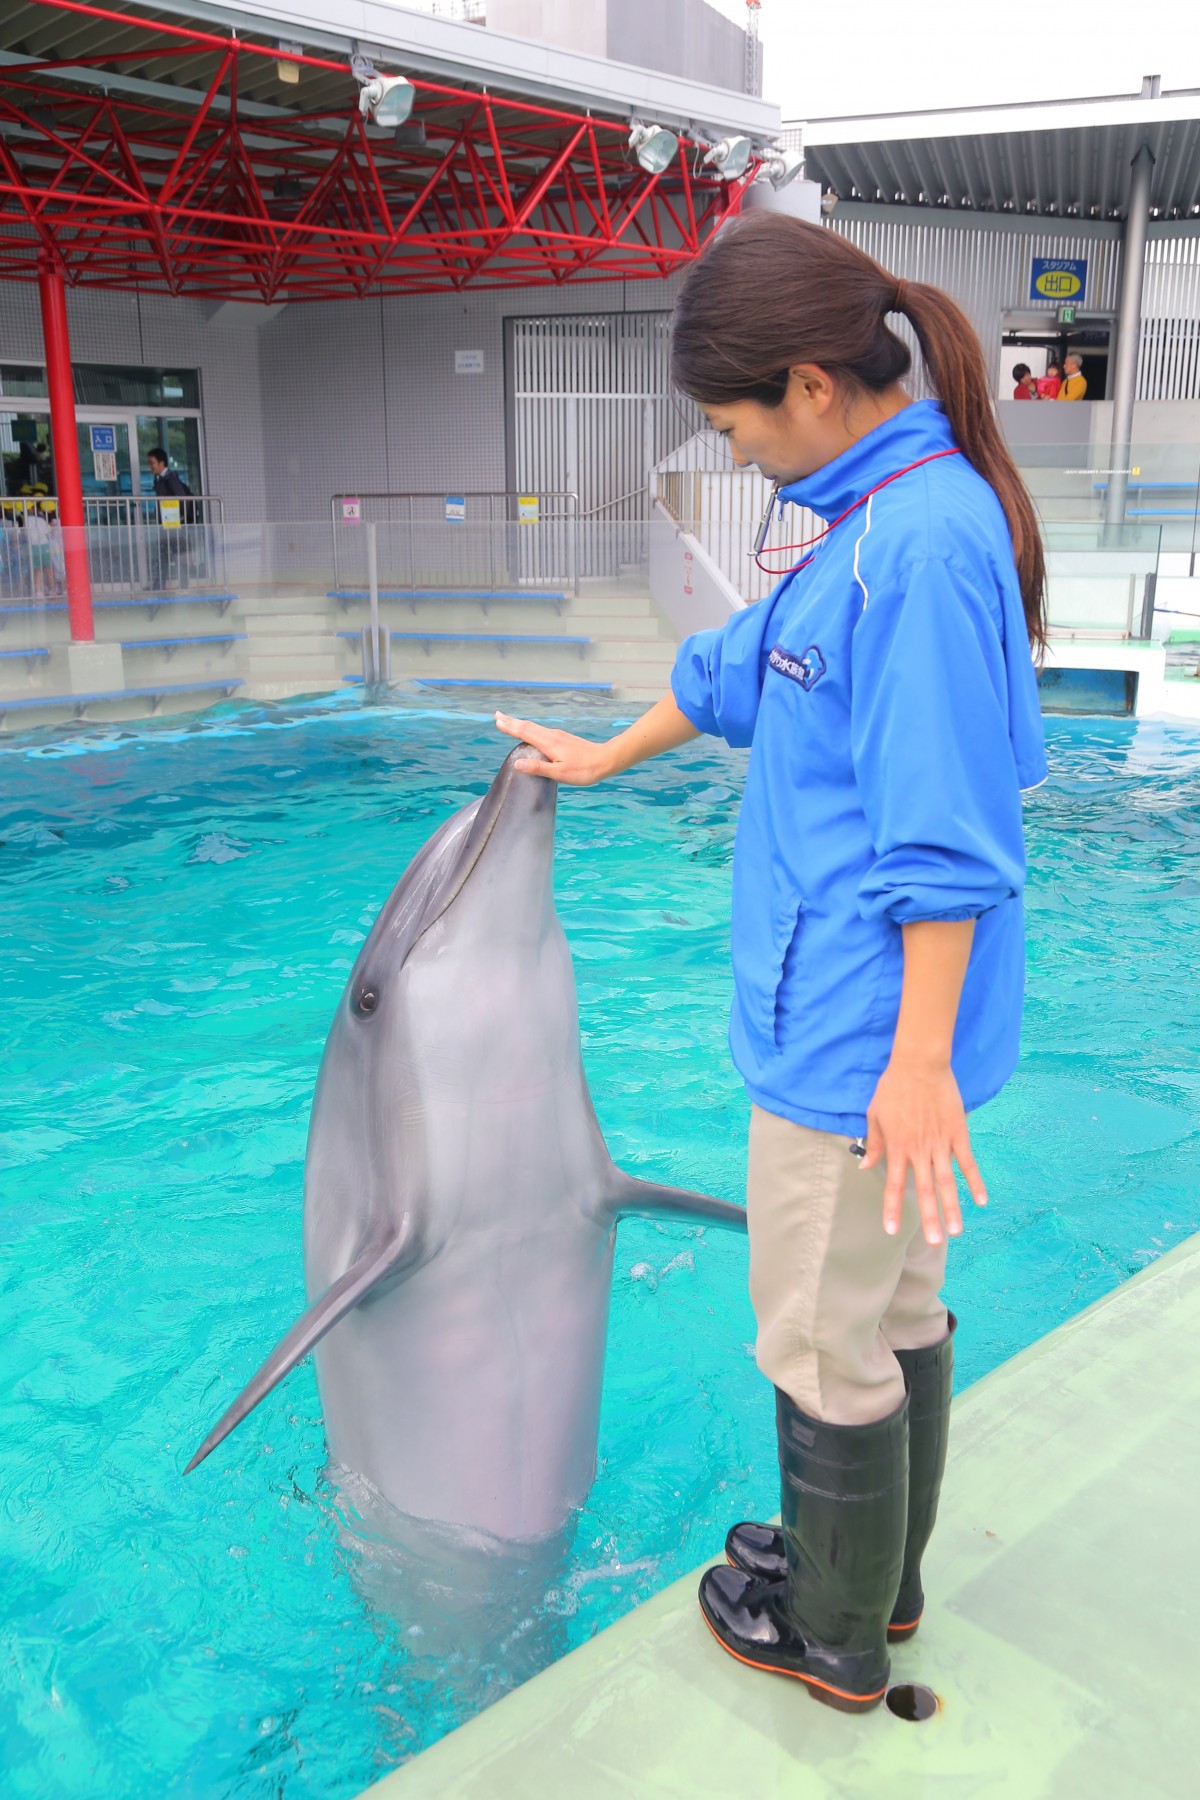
[1059,305,1077,323]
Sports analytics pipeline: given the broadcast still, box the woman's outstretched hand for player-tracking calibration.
[495,694,699,786]
[495,712,614,786]
[861,1057,988,1247]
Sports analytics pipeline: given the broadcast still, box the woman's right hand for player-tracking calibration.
[495,711,614,786]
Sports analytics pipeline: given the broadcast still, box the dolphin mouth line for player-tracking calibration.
[408,748,542,956]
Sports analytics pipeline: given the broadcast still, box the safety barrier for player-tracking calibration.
[329,492,581,597]
[0,493,226,599]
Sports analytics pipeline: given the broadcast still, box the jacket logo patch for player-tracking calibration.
[769,642,826,691]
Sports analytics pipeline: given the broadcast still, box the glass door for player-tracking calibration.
[76,412,141,591]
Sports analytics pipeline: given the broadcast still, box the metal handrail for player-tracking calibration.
[576,486,648,519]
[1,493,225,524]
[331,490,580,519]
[330,491,581,594]
[0,491,226,599]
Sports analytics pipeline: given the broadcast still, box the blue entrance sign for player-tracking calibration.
[1030,258,1087,303]
[89,424,117,453]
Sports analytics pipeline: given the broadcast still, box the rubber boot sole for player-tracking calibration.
[724,1552,921,1644]
[698,1601,888,1713]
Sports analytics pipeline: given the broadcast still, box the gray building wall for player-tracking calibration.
[0,279,269,521]
[256,273,690,521]
[828,206,1123,397]
[4,214,1200,528]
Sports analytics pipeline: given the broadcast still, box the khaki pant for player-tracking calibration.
[747,1105,950,1426]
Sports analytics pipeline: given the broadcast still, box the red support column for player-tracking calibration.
[37,253,93,641]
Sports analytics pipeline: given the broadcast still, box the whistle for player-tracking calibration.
[752,483,781,557]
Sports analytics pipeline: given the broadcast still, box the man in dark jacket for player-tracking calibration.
[146,447,192,590]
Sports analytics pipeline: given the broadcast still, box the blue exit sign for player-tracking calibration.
[1030,258,1087,302]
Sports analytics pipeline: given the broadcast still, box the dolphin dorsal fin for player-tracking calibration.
[185,1229,420,1474]
[600,1174,747,1234]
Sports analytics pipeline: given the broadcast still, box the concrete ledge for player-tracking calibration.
[1042,636,1200,720]
[366,1231,1200,1799]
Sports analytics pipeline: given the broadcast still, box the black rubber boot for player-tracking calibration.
[724,1315,955,1643]
[698,1390,908,1711]
[888,1315,955,1637]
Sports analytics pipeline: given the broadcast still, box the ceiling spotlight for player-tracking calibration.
[350,53,415,129]
[762,146,804,190]
[628,121,678,176]
[276,41,302,86]
[819,190,838,215]
[703,135,753,180]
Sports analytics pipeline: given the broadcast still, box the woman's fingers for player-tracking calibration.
[495,713,576,780]
[913,1161,943,1247]
[495,711,554,754]
[954,1134,989,1209]
[934,1157,963,1238]
[881,1151,907,1237]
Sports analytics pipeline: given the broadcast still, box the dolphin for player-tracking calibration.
[187,745,746,1543]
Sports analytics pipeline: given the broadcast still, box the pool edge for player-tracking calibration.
[358,1230,1200,1798]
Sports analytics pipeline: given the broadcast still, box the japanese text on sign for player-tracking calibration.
[1030,258,1086,302]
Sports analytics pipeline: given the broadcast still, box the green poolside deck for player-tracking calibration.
[365,1232,1200,1799]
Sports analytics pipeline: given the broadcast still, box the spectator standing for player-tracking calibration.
[23,500,51,599]
[1056,354,1087,400]
[46,502,65,595]
[1011,363,1038,400]
[146,447,192,590]
[1037,361,1063,399]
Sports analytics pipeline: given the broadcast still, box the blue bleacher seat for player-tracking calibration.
[0,678,244,726]
[335,629,587,656]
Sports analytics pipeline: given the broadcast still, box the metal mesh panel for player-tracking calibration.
[509,311,703,576]
[829,210,1122,396]
[1140,232,1200,400]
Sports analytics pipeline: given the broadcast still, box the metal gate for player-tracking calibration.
[506,312,702,576]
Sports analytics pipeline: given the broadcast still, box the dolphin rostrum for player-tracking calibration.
[187,745,746,1542]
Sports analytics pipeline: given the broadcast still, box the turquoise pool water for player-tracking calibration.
[2,694,1198,1798]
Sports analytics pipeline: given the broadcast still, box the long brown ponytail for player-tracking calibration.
[670,213,1047,652]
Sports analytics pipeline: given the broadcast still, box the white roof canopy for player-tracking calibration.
[789,88,1200,219]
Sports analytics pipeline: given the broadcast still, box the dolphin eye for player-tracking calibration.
[356,989,378,1015]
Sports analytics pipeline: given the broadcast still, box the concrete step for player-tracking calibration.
[564,592,658,618]
[246,655,339,682]
[585,637,678,666]
[242,611,336,636]
[569,613,673,642]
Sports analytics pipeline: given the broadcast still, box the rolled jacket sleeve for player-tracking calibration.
[670,587,786,749]
[850,557,1027,924]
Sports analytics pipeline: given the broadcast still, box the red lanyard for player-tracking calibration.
[753,448,962,577]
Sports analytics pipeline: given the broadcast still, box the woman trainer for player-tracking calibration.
[496,212,1047,1713]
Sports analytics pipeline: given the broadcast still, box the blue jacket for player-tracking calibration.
[671,400,1047,1135]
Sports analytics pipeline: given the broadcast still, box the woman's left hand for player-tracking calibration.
[860,1058,988,1246]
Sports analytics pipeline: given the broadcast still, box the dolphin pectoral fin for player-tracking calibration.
[602,1174,748,1234]
[184,1231,418,1475]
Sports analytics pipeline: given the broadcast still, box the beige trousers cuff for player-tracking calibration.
[747,1104,950,1426]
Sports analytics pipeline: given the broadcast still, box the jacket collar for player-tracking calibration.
[777,399,956,521]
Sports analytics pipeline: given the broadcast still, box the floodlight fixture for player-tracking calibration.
[628,121,678,175]
[350,53,415,129]
[703,135,753,180]
[762,146,804,190]
[276,41,302,86]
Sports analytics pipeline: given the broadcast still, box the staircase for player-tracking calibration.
[242,607,339,699]
[328,576,679,705]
